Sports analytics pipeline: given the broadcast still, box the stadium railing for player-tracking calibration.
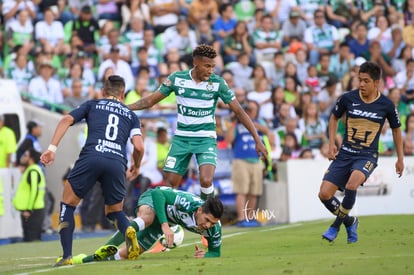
[20,92,73,113]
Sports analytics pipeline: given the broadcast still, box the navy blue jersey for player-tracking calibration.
[69,99,142,164]
[332,90,401,155]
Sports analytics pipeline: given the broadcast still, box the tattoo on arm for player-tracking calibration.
[130,97,151,110]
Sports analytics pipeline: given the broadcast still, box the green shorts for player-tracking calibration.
[163,135,217,175]
[134,190,164,251]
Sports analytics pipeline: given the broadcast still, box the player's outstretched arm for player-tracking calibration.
[392,127,404,177]
[40,115,74,166]
[127,91,167,111]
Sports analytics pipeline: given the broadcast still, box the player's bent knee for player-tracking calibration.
[137,205,155,226]
[318,188,335,201]
[119,246,127,259]
[61,182,81,206]
[318,191,329,201]
[319,181,338,200]
[105,202,124,214]
[199,176,213,187]
[164,179,180,189]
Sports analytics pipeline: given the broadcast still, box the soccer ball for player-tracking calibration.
[159,225,185,248]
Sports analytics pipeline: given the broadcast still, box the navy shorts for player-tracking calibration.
[67,156,127,205]
[323,150,377,190]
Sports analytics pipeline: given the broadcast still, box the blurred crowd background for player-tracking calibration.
[1,0,414,175]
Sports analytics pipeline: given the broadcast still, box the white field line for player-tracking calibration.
[14,223,304,275]
[259,223,303,232]
[15,265,74,275]
[178,223,303,248]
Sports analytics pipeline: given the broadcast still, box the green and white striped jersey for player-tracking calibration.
[151,187,222,257]
[159,69,235,139]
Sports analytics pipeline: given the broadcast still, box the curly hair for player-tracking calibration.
[193,44,217,59]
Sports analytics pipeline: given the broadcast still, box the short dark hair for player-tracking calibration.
[27,120,42,133]
[193,44,217,59]
[356,22,367,30]
[137,46,148,53]
[319,53,330,61]
[261,14,273,22]
[103,75,125,97]
[273,51,284,59]
[219,3,232,15]
[237,51,248,59]
[28,148,41,164]
[314,9,325,17]
[80,5,92,14]
[254,8,265,15]
[359,61,382,81]
[220,69,233,77]
[157,127,167,135]
[202,196,224,219]
[339,41,349,48]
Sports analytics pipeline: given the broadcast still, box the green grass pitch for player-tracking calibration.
[1,215,413,275]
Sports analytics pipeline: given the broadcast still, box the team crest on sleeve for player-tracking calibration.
[163,79,171,86]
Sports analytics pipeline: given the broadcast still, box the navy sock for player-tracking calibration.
[332,215,343,228]
[320,197,340,215]
[343,216,356,227]
[342,189,357,210]
[332,212,355,228]
[58,202,76,258]
[106,211,130,235]
[331,189,357,228]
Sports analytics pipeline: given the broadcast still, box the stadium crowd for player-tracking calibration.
[2,0,414,177]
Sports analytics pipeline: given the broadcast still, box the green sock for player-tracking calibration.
[200,186,215,200]
[82,254,115,263]
[82,255,95,263]
[105,231,125,246]
[105,220,140,246]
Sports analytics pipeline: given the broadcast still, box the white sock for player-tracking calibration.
[114,251,121,260]
[200,185,214,196]
[133,217,145,231]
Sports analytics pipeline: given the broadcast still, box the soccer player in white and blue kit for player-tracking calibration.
[41,75,145,266]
